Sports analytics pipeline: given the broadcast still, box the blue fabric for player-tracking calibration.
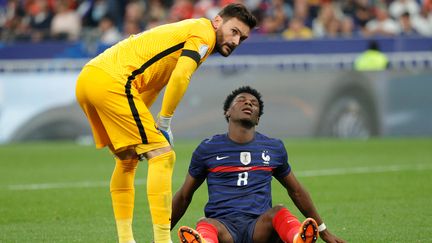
[189,133,291,218]
[216,214,260,243]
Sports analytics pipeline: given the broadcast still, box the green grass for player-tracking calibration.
[0,138,431,242]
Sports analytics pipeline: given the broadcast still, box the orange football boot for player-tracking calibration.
[293,218,319,243]
[178,226,207,243]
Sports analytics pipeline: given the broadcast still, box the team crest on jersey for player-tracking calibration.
[262,150,270,165]
[240,152,251,165]
[198,44,208,59]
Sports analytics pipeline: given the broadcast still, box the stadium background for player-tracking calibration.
[1,0,432,242]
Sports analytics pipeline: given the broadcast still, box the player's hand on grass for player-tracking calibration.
[157,114,174,146]
[320,229,346,243]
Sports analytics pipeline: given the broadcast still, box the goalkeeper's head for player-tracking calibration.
[223,86,264,127]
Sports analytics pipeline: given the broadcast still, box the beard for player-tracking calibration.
[215,44,229,57]
[215,29,231,57]
[239,118,257,129]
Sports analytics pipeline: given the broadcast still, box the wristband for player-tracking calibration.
[157,114,172,130]
[318,223,327,232]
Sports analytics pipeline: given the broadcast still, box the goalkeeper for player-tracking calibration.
[75,4,256,243]
[172,86,346,243]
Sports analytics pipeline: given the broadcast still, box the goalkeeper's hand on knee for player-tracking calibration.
[157,114,174,146]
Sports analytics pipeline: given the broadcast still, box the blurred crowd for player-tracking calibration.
[1,0,432,44]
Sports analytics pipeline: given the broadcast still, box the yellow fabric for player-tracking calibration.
[160,56,197,116]
[76,66,169,151]
[110,158,138,219]
[153,224,171,243]
[86,18,215,117]
[282,28,313,40]
[147,150,176,226]
[115,219,135,243]
[135,142,170,155]
[354,50,389,71]
[110,158,138,243]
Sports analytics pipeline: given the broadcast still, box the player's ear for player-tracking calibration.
[224,111,230,120]
[212,15,223,29]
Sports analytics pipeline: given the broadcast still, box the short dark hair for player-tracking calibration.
[368,40,380,51]
[218,3,257,29]
[223,86,264,122]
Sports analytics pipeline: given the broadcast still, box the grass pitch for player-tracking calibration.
[0,138,431,242]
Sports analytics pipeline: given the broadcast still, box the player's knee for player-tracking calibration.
[271,204,286,217]
[197,217,211,224]
[117,158,139,172]
[155,149,176,169]
[146,150,176,195]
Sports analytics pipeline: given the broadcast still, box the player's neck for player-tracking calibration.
[227,123,255,144]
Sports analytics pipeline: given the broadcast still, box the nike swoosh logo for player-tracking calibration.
[216,156,229,160]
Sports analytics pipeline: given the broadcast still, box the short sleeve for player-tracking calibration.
[273,140,291,179]
[188,143,209,179]
[182,20,215,63]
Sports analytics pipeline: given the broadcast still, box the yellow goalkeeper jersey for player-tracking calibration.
[86,18,216,116]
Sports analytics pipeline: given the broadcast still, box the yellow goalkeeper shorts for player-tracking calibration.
[75,65,169,153]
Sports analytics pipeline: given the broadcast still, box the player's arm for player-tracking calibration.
[157,50,200,144]
[159,50,200,117]
[277,172,323,224]
[277,173,346,243]
[171,173,205,230]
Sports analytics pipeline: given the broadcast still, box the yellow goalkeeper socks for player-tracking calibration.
[115,219,135,243]
[147,150,176,243]
[110,158,138,243]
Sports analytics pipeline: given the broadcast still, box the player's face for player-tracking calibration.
[227,92,260,127]
[215,17,251,57]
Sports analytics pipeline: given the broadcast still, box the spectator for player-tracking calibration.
[354,40,389,71]
[259,0,289,34]
[122,18,141,38]
[124,0,146,27]
[364,7,400,36]
[340,15,355,37]
[168,0,194,22]
[282,16,312,39]
[353,4,373,34]
[98,14,122,45]
[193,0,218,18]
[326,16,341,37]
[0,0,27,41]
[292,0,311,27]
[312,2,342,38]
[389,0,420,19]
[145,0,168,29]
[411,5,432,36]
[27,0,53,42]
[398,11,418,35]
[78,0,108,27]
[51,0,81,41]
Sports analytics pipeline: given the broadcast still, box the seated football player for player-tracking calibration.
[171,86,346,243]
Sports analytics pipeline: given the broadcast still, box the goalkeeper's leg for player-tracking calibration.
[110,154,139,243]
[146,149,176,243]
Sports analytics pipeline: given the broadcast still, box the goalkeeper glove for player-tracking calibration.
[157,114,174,146]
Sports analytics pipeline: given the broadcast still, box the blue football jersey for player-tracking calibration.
[188,132,291,218]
